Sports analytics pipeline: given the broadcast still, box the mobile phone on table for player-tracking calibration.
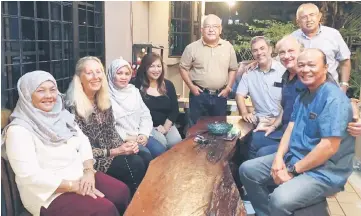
[223,129,241,141]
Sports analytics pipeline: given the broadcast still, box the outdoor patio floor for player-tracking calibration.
[327,176,361,216]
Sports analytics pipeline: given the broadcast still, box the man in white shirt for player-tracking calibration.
[291,3,351,93]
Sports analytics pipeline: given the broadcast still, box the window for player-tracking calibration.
[1,1,105,110]
[169,1,192,57]
[78,1,104,60]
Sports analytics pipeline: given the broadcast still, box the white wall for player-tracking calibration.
[104,1,202,97]
[104,1,132,69]
[148,1,184,95]
[132,1,149,44]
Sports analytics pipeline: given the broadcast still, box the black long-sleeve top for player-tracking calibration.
[132,78,179,127]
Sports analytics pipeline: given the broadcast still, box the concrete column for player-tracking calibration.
[104,1,132,69]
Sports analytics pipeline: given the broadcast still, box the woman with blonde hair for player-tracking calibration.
[3,71,129,216]
[107,57,166,157]
[65,56,149,195]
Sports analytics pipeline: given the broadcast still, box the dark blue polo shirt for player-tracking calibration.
[267,71,305,139]
[285,81,355,188]
[281,71,306,126]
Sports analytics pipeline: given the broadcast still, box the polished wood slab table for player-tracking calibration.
[124,116,253,216]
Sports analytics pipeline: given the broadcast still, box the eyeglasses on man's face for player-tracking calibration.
[203,25,221,30]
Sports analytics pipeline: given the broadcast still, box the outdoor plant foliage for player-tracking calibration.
[223,19,297,55]
[224,18,360,98]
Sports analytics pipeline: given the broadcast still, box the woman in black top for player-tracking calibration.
[132,53,182,149]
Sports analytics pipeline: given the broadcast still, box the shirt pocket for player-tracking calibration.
[270,85,282,102]
[304,113,319,137]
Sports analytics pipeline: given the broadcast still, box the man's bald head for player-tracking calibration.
[276,35,303,53]
[298,48,327,66]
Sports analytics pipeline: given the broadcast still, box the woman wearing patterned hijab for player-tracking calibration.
[107,57,166,157]
[3,71,130,216]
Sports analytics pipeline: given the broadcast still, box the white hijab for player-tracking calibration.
[107,58,140,118]
[2,71,77,147]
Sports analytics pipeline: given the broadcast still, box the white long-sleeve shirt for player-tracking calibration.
[112,88,153,140]
[4,125,93,216]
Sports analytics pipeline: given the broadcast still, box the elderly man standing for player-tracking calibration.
[239,49,355,216]
[179,14,238,125]
[292,3,351,93]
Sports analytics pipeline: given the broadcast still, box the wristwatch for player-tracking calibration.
[286,164,299,176]
[340,82,349,88]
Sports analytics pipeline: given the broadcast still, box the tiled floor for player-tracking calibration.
[327,177,361,216]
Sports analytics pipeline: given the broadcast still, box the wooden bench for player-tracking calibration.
[1,109,31,216]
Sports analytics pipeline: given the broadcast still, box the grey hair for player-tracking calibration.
[250,36,272,48]
[296,3,320,19]
[202,14,222,27]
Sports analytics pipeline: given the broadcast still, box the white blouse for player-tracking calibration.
[112,87,153,140]
[5,125,93,216]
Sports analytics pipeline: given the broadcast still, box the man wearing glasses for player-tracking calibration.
[292,3,351,93]
[179,14,238,125]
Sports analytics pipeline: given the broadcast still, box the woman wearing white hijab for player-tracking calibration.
[107,57,166,157]
[2,71,130,216]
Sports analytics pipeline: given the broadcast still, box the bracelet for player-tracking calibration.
[83,167,96,174]
[340,82,349,87]
[68,181,73,192]
[106,149,110,157]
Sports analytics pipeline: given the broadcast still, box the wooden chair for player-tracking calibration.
[1,109,31,216]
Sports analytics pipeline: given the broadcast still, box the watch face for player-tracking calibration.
[286,164,294,173]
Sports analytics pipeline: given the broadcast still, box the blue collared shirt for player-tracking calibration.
[285,82,355,188]
[281,71,306,126]
[236,60,286,117]
[291,25,351,82]
[266,71,305,140]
